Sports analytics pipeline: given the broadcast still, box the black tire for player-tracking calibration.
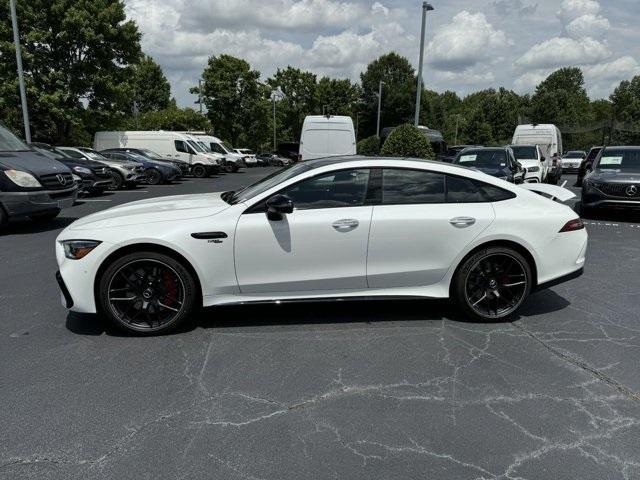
[146,168,163,185]
[29,209,60,222]
[192,165,207,178]
[452,246,532,322]
[97,251,198,335]
[0,206,8,229]
[222,163,234,174]
[109,171,124,190]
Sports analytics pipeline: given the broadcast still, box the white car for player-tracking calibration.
[509,145,547,183]
[55,157,588,334]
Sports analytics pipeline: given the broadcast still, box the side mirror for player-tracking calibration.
[541,156,546,162]
[266,194,294,220]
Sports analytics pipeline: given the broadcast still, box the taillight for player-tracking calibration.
[559,218,585,232]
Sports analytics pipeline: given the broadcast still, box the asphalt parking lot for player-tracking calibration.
[1,169,639,480]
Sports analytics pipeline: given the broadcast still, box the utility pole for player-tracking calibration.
[9,0,31,142]
[272,92,277,151]
[414,2,434,127]
[376,80,385,138]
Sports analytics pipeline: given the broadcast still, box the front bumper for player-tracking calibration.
[0,186,78,217]
[583,186,640,209]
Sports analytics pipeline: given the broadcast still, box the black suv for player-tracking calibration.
[452,147,526,183]
[580,146,640,215]
[30,142,113,194]
[0,125,77,228]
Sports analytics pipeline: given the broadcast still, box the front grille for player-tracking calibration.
[39,172,74,190]
[598,183,640,198]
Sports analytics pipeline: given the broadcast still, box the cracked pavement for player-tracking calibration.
[1,172,639,479]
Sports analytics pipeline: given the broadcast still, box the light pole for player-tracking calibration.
[414,2,434,127]
[271,88,284,152]
[376,80,385,138]
[9,0,31,142]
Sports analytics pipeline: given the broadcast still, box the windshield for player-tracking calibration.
[126,152,149,163]
[60,148,85,159]
[32,146,65,160]
[197,141,211,152]
[222,142,235,153]
[0,125,29,151]
[511,146,537,160]
[596,150,640,172]
[138,148,163,159]
[228,163,313,204]
[564,151,584,158]
[83,150,109,161]
[456,150,507,168]
[188,140,205,153]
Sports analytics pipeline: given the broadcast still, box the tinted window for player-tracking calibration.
[210,143,226,154]
[446,175,515,203]
[511,146,538,160]
[60,149,85,159]
[382,169,445,204]
[283,169,370,209]
[175,140,188,153]
[456,150,507,168]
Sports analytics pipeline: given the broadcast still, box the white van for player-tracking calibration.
[93,131,221,177]
[299,115,356,161]
[511,124,563,181]
[186,134,252,169]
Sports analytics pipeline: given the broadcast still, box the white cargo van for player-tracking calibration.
[187,134,251,169]
[299,115,356,161]
[511,124,562,181]
[93,131,221,177]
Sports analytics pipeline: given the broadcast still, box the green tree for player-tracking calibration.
[124,104,211,131]
[315,77,360,117]
[132,55,171,113]
[530,68,591,126]
[195,54,268,147]
[359,53,416,138]
[267,67,317,141]
[380,123,435,158]
[610,76,640,144]
[0,0,141,143]
[356,135,380,155]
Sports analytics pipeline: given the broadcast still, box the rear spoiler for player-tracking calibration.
[518,182,576,202]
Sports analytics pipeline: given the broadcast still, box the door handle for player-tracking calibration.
[449,216,476,228]
[332,219,359,231]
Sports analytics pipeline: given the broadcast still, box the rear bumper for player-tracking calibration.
[0,187,77,217]
[535,267,583,291]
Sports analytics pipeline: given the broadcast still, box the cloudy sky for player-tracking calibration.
[124,0,640,106]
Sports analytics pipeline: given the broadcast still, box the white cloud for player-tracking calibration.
[565,14,610,39]
[557,0,601,25]
[515,36,611,69]
[426,11,511,72]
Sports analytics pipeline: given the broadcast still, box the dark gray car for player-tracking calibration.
[580,146,640,214]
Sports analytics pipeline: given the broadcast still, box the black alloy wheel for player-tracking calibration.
[109,171,124,190]
[146,168,163,185]
[192,165,207,178]
[454,247,531,321]
[98,252,197,334]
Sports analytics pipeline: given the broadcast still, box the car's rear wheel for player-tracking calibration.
[98,252,198,335]
[453,247,532,322]
[192,165,207,178]
[146,168,163,185]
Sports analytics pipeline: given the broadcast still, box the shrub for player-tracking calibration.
[380,123,435,159]
[356,135,381,156]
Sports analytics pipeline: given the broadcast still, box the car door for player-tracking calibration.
[234,168,374,293]
[173,140,195,164]
[367,169,496,289]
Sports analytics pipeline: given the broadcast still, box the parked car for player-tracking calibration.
[55,156,586,334]
[256,153,291,167]
[277,142,301,163]
[453,147,525,183]
[30,142,113,195]
[578,146,640,216]
[235,148,257,165]
[300,115,356,161]
[187,134,246,171]
[511,124,562,181]
[577,146,603,186]
[509,145,546,183]
[93,131,221,177]
[101,148,190,176]
[101,151,180,185]
[442,145,481,163]
[58,147,145,190]
[562,151,586,173]
[0,125,77,228]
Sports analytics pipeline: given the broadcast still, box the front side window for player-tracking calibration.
[282,169,370,210]
[382,169,445,204]
[174,140,189,153]
[210,143,226,154]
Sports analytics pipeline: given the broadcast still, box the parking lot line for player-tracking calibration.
[79,199,112,202]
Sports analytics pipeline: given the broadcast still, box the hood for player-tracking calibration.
[0,150,71,176]
[59,158,108,170]
[590,169,640,183]
[67,192,231,230]
[517,159,541,168]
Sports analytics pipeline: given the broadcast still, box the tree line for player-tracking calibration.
[2,0,640,151]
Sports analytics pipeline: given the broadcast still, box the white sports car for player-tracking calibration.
[55,157,588,334]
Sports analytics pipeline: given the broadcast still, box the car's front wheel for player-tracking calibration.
[146,168,163,185]
[98,251,198,335]
[192,165,207,178]
[109,171,124,190]
[453,246,532,322]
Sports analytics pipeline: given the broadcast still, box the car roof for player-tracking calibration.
[601,146,640,150]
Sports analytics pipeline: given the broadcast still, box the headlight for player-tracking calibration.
[73,166,92,175]
[60,240,102,260]
[4,169,42,188]
[527,166,540,173]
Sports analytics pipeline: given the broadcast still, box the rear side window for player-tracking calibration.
[382,169,445,204]
[446,175,515,203]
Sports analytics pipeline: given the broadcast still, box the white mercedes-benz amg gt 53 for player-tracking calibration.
[55,157,588,334]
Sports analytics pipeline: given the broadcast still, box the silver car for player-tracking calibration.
[58,147,146,189]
